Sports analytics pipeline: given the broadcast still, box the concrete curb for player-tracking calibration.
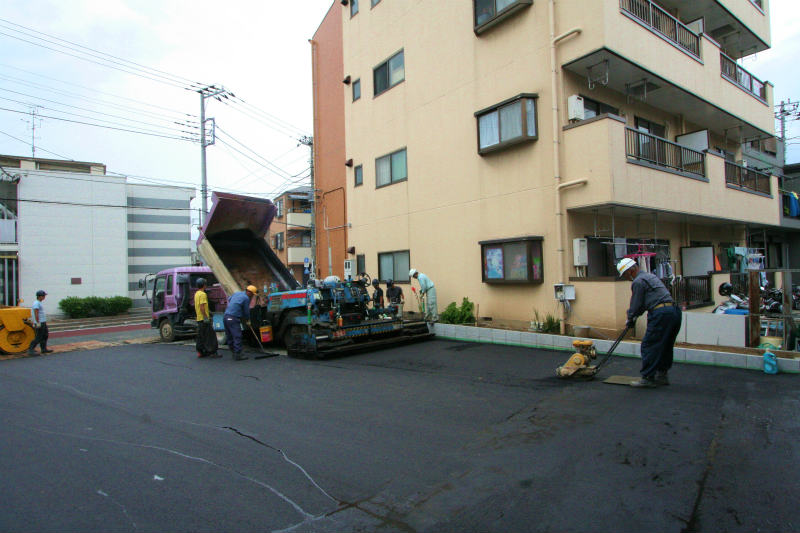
[433,323,800,374]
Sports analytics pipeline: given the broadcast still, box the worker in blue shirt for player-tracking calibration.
[409,268,437,322]
[224,285,257,361]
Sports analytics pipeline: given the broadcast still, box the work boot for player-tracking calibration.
[629,377,658,388]
[655,371,669,386]
[233,352,249,361]
[42,348,53,354]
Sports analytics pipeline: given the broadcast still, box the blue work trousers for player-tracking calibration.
[640,305,682,378]
[224,315,243,356]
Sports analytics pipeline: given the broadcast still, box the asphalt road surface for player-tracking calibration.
[1,339,799,532]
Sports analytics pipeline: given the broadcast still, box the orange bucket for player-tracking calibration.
[259,325,273,343]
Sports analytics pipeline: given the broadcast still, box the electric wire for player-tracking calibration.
[0,106,197,142]
[215,128,306,180]
[228,96,308,137]
[0,19,200,90]
[220,99,305,141]
[0,129,73,160]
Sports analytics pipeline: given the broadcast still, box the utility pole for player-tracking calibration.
[298,135,315,278]
[197,85,230,225]
[25,106,42,158]
[776,99,798,168]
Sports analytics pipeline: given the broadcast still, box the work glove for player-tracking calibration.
[625,318,636,329]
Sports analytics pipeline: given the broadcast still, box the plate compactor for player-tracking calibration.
[556,327,630,380]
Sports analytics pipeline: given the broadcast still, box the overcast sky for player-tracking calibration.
[0,0,797,222]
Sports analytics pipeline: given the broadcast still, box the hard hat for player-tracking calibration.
[246,285,258,294]
[372,279,380,286]
[196,277,206,288]
[386,279,394,286]
[35,289,47,297]
[616,258,636,276]
[409,268,417,277]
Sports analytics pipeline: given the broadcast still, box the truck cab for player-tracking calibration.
[143,266,227,341]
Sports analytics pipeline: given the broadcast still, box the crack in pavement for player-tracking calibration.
[680,409,726,533]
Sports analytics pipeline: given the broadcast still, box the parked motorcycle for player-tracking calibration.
[713,282,749,314]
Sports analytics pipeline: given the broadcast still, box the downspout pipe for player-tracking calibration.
[549,0,582,333]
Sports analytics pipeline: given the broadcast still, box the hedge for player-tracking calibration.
[58,296,133,318]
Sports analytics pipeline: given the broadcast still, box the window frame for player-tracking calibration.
[581,95,619,119]
[373,49,405,97]
[275,232,285,251]
[479,236,544,285]
[356,254,366,277]
[475,93,539,155]
[354,164,363,187]
[375,148,407,189]
[473,0,533,35]
[378,250,411,283]
[352,78,361,101]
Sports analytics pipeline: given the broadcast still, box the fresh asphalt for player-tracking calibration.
[1,338,798,532]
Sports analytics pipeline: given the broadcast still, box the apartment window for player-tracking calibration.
[378,250,410,283]
[476,94,538,154]
[371,0,381,6]
[351,0,359,16]
[474,0,533,33]
[274,232,284,250]
[354,164,363,187]
[582,96,618,119]
[480,237,543,284]
[356,254,366,276]
[352,79,361,101]
[374,50,404,96]
[276,199,284,217]
[376,148,407,187]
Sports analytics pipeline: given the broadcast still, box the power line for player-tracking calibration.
[0,18,201,90]
[0,129,73,160]
[0,106,198,142]
[0,62,198,118]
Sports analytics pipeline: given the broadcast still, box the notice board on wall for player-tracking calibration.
[681,246,715,277]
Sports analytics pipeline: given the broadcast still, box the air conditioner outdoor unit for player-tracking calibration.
[567,94,584,121]
[573,238,588,266]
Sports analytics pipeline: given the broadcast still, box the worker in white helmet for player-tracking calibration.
[617,257,682,388]
[409,268,437,322]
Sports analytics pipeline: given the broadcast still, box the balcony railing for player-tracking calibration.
[725,161,771,195]
[619,0,700,58]
[720,53,767,101]
[667,275,712,309]
[625,128,706,177]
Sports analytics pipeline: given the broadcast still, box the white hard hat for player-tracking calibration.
[616,258,637,276]
[409,268,417,277]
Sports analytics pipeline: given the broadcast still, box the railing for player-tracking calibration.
[667,275,712,309]
[620,0,700,58]
[720,53,767,101]
[625,128,706,177]
[725,161,771,195]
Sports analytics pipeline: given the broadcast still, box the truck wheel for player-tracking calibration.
[159,320,175,342]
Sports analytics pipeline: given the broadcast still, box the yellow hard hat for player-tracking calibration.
[246,285,258,294]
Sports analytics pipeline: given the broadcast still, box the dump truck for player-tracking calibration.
[198,192,432,357]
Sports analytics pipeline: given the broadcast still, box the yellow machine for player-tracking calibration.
[556,339,599,378]
[0,307,36,354]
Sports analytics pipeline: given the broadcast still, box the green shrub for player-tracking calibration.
[439,297,476,325]
[541,312,561,334]
[58,296,133,318]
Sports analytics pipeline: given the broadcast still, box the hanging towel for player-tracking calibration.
[791,192,800,217]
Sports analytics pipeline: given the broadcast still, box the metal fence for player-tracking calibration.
[724,161,771,195]
[620,0,700,57]
[667,275,712,308]
[720,53,767,101]
[625,128,706,177]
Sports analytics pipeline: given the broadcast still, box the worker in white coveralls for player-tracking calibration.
[409,268,437,322]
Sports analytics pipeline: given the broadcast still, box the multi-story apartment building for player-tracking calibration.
[313,0,782,333]
[272,187,314,283]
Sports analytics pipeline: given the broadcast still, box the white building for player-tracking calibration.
[0,154,195,312]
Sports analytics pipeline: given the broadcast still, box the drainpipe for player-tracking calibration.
[549,0,582,334]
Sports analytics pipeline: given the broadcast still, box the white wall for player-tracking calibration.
[18,170,128,311]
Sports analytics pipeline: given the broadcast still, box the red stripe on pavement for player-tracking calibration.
[50,323,151,338]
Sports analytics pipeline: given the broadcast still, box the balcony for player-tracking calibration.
[625,128,705,178]
[619,0,700,58]
[560,115,780,226]
[287,246,312,264]
[286,211,311,229]
[720,52,767,102]
[559,1,774,138]
[725,161,771,196]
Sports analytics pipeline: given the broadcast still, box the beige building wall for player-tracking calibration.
[337,0,777,331]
